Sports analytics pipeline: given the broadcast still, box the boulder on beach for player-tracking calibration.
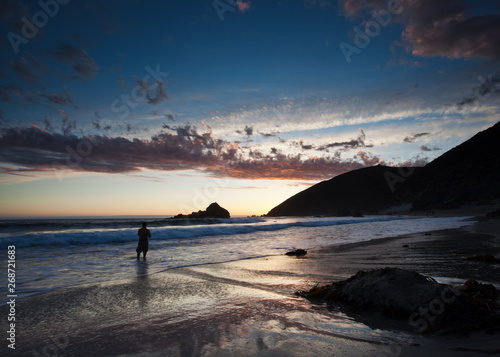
[173,202,230,219]
[486,209,500,218]
[285,249,307,257]
[466,254,500,264]
[298,267,499,333]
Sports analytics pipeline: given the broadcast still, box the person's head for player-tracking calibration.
[142,222,147,228]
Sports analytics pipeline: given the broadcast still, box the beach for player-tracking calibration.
[2,214,499,356]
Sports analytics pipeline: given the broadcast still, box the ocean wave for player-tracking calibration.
[0,216,407,249]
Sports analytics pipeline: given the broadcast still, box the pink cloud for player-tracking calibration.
[237,1,251,13]
[0,125,411,181]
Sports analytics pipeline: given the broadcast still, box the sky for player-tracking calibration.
[0,0,500,217]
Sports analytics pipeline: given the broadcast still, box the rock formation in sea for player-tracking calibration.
[173,202,230,219]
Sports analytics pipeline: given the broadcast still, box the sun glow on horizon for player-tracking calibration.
[0,170,311,218]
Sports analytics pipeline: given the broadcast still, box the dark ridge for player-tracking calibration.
[267,121,500,216]
[408,121,500,210]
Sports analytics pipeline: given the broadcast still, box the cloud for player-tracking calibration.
[320,128,373,151]
[395,155,429,167]
[49,42,99,79]
[341,0,500,60]
[259,131,277,138]
[9,58,40,83]
[403,4,500,60]
[291,128,372,152]
[296,140,314,150]
[39,90,73,106]
[236,125,254,136]
[304,0,334,8]
[354,150,384,166]
[420,145,441,152]
[403,132,430,143]
[458,73,500,107]
[341,0,387,16]
[135,79,169,105]
[0,125,408,181]
[117,76,126,89]
[0,124,230,175]
[59,110,76,135]
[216,154,366,180]
[0,85,22,103]
[0,84,45,105]
[43,116,52,131]
[0,0,14,19]
[237,0,251,13]
[92,119,101,130]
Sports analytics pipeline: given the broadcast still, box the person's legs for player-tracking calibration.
[143,251,147,260]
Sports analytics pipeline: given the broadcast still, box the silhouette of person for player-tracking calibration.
[137,222,151,260]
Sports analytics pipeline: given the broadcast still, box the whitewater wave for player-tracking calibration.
[1,216,407,249]
[0,216,265,234]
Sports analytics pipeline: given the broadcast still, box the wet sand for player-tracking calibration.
[3,218,500,356]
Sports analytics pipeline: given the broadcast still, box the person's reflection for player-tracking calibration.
[135,260,150,308]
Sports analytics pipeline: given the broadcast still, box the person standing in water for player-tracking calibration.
[137,222,151,260]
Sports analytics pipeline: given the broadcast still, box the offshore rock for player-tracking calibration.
[285,249,307,257]
[173,202,230,219]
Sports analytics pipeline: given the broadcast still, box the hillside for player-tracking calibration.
[409,121,500,210]
[267,121,500,216]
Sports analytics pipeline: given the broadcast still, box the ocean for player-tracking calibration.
[0,215,474,305]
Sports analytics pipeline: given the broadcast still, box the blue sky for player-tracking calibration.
[1,0,499,217]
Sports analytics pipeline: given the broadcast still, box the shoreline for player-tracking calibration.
[2,217,499,356]
[314,220,500,285]
[0,215,478,306]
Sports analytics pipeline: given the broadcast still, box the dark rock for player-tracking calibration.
[486,209,500,218]
[285,249,307,257]
[336,208,364,217]
[298,268,500,333]
[336,208,351,217]
[466,254,500,264]
[204,202,230,218]
[456,279,499,301]
[172,202,230,219]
